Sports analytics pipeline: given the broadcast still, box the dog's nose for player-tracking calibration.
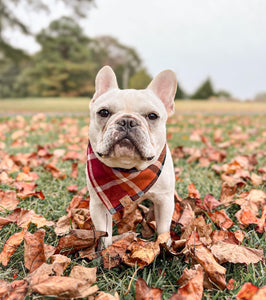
[116,117,139,129]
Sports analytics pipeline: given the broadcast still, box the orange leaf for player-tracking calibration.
[188,183,200,199]
[236,282,259,300]
[208,209,234,229]
[0,229,26,266]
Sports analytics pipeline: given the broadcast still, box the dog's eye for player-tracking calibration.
[98,109,110,118]
[147,113,159,120]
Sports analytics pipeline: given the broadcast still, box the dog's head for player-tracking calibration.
[89,66,177,170]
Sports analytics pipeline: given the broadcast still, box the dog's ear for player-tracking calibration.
[91,66,118,105]
[147,70,177,116]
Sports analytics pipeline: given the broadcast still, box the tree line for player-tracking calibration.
[0,0,230,99]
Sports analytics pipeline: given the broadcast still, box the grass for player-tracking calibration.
[0,97,266,114]
[0,112,265,299]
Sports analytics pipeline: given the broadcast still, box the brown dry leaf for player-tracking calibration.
[250,173,263,186]
[24,229,49,273]
[171,265,204,300]
[178,204,195,229]
[17,209,55,229]
[135,277,162,300]
[196,194,221,212]
[70,162,79,179]
[0,189,19,211]
[211,230,240,245]
[49,254,71,275]
[69,265,97,285]
[17,190,45,200]
[31,276,98,298]
[210,241,264,264]
[220,182,240,205]
[0,279,28,300]
[171,202,182,224]
[0,229,26,266]
[101,232,137,269]
[66,184,78,193]
[95,291,119,300]
[207,209,234,229]
[236,282,259,300]
[117,203,143,234]
[186,232,226,290]
[55,230,107,255]
[45,163,66,179]
[181,215,212,246]
[54,215,71,236]
[71,208,93,230]
[122,232,170,268]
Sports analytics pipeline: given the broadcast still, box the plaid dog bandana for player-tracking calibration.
[86,143,167,214]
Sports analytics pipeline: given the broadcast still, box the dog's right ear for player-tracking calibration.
[90,66,118,105]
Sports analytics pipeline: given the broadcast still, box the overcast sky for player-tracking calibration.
[6,0,266,99]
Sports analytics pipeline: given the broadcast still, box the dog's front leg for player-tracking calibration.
[153,193,174,241]
[89,192,113,249]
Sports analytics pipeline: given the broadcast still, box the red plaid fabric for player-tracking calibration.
[86,143,167,214]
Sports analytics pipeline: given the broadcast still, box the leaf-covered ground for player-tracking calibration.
[0,113,265,299]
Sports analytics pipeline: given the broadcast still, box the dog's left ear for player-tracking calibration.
[147,70,177,116]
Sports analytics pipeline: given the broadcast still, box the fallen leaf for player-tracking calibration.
[70,162,79,179]
[0,229,26,266]
[236,282,259,300]
[196,194,221,212]
[210,241,264,264]
[251,286,266,300]
[186,232,226,290]
[54,215,71,236]
[0,279,28,300]
[101,232,137,269]
[69,265,97,285]
[55,230,107,255]
[178,204,195,229]
[122,232,170,268]
[188,183,201,199]
[250,173,263,186]
[171,264,204,300]
[66,184,78,193]
[0,189,19,211]
[24,229,48,273]
[208,209,234,229]
[31,276,98,298]
[135,277,162,300]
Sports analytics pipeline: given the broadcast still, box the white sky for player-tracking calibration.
[5,0,266,99]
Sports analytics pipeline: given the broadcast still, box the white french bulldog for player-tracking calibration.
[86,66,177,248]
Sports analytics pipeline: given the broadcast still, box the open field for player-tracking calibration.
[0,113,265,299]
[0,98,266,114]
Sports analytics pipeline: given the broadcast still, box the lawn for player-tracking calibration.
[0,97,266,114]
[0,111,265,299]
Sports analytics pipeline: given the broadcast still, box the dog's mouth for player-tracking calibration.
[97,136,154,161]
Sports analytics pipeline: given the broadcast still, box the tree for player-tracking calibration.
[191,78,216,99]
[0,0,95,60]
[16,17,97,97]
[89,36,142,88]
[175,83,187,100]
[128,69,151,89]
